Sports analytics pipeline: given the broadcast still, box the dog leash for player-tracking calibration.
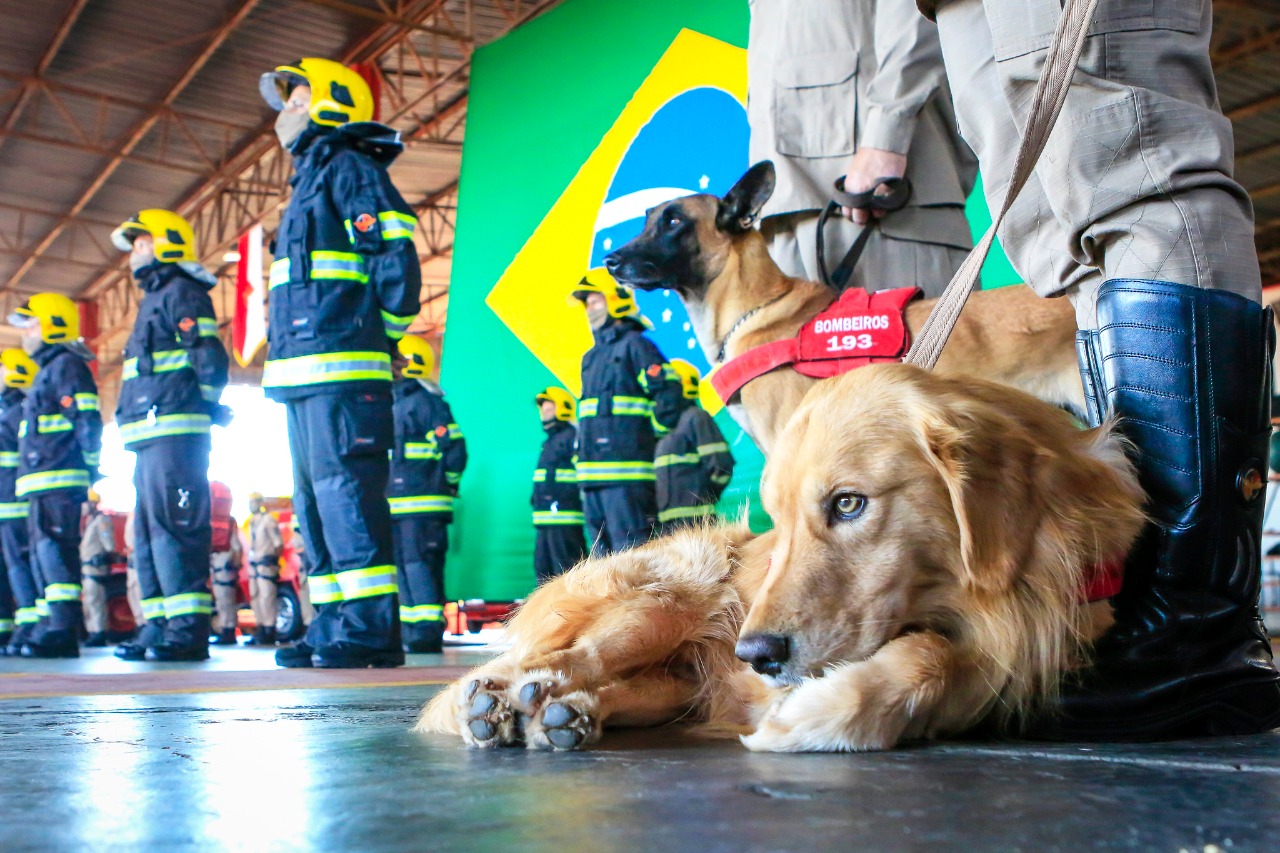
[816,175,912,291]
[903,0,1098,371]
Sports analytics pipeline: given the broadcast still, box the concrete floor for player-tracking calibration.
[2,645,1280,852]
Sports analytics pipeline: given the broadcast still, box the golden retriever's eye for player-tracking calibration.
[830,492,867,523]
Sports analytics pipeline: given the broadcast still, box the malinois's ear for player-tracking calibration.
[717,161,776,234]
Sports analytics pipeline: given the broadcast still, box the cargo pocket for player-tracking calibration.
[989,2,1200,61]
[336,393,393,458]
[283,214,318,342]
[773,51,859,159]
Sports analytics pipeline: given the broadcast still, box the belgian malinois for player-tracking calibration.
[603,161,1083,455]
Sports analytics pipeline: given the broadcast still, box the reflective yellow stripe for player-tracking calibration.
[0,619,13,632]
[119,414,212,444]
[389,495,454,515]
[445,472,461,484]
[379,210,418,241]
[533,510,585,526]
[574,460,655,482]
[310,250,368,283]
[532,468,547,483]
[404,442,441,461]
[35,599,49,617]
[37,414,73,433]
[197,317,220,338]
[336,565,398,601]
[269,258,291,289]
[577,397,653,418]
[17,420,26,438]
[658,504,715,523]
[309,574,341,605]
[141,597,166,620]
[15,607,38,625]
[381,310,416,340]
[400,603,444,623]
[165,592,213,618]
[698,442,729,456]
[554,468,577,483]
[83,451,101,467]
[16,469,90,496]
[262,351,392,388]
[447,423,463,440]
[0,451,19,468]
[655,452,700,468]
[46,583,82,602]
[74,393,100,412]
[0,501,28,520]
[123,349,190,380]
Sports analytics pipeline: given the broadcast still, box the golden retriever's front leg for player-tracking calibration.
[741,632,987,752]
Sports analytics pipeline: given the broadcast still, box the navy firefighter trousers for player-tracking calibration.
[287,391,400,653]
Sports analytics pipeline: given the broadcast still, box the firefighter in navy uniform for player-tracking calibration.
[10,294,102,659]
[389,336,466,653]
[109,209,230,662]
[571,275,683,555]
[531,387,586,582]
[0,350,37,655]
[655,360,735,535]
[259,58,420,669]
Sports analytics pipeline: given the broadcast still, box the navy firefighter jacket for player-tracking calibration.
[17,344,102,498]
[0,386,26,512]
[263,122,422,401]
[388,378,467,522]
[116,260,229,450]
[575,317,683,489]
[655,400,735,525]
[531,421,583,527]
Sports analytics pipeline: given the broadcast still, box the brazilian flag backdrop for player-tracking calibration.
[439,0,1016,601]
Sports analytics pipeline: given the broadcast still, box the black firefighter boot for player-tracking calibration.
[1037,279,1280,740]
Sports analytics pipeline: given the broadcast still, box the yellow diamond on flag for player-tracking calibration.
[484,28,746,412]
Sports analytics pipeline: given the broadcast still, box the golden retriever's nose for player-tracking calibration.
[735,633,790,676]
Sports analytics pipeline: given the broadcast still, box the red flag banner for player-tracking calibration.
[232,224,266,368]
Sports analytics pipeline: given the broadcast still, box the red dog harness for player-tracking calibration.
[709,286,921,404]
[711,285,1125,603]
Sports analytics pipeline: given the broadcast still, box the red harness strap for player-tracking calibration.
[710,286,921,404]
[1083,559,1124,603]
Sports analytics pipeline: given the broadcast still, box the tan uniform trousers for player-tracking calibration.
[934,0,1261,329]
[125,563,143,626]
[250,559,279,632]
[762,212,969,298]
[81,565,111,635]
[210,552,239,633]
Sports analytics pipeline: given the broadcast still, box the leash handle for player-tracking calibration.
[816,176,913,289]
[905,0,1098,370]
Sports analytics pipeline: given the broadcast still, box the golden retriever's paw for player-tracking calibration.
[525,690,602,751]
[458,678,519,749]
[512,669,567,716]
[739,683,896,753]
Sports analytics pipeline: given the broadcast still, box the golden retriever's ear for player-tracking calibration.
[921,410,1037,596]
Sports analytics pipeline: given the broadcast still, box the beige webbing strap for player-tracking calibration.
[904,0,1099,370]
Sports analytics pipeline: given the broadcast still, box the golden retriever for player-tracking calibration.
[418,364,1146,751]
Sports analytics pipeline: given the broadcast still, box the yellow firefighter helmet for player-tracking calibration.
[259,58,374,127]
[110,209,197,263]
[571,271,653,330]
[397,335,436,379]
[535,386,576,422]
[0,348,37,389]
[87,489,101,504]
[9,293,80,343]
[668,359,702,400]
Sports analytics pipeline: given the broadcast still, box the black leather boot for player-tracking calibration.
[209,629,239,646]
[1039,279,1280,739]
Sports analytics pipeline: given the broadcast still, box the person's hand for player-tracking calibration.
[840,148,908,225]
